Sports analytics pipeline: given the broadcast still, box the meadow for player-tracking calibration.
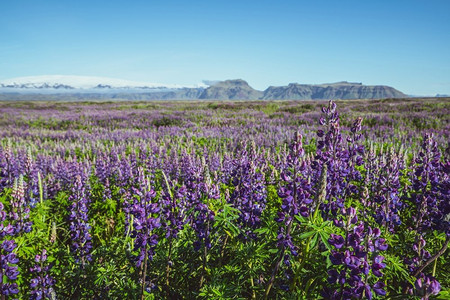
[0,98,448,299]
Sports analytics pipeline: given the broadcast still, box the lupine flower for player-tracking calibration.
[276,132,313,264]
[0,184,21,296]
[409,134,449,235]
[414,273,441,298]
[366,146,404,232]
[191,173,218,252]
[0,203,14,239]
[192,201,215,251]
[0,140,17,192]
[29,249,56,300]
[10,175,33,234]
[229,149,267,239]
[160,183,189,240]
[325,207,388,299]
[128,168,161,267]
[0,239,19,295]
[68,173,92,264]
[402,134,449,296]
[313,101,365,219]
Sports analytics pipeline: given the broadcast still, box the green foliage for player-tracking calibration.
[151,116,182,127]
[0,99,449,299]
[260,103,280,115]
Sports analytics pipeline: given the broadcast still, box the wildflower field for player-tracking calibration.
[0,98,449,299]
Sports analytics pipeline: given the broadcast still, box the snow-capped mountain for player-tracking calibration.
[0,75,208,92]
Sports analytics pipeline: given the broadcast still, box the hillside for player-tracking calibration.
[0,77,408,100]
[261,82,407,100]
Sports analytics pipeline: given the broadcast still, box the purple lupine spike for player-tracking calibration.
[414,273,441,298]
[29,249,56,299]
[128,168,161,267]
[68,172,92,265]
[228,149,267,239]
[326,207,388,299]
[191,172,217,251]
[369,147,404,232]
[0,242,19,295]
[409,134,449,235]
[313,101,366,219]
[402,133,449,295]
[10,175,33,234]
[276,132,313,264]
[160,180,189,240]
[0,198,19,296]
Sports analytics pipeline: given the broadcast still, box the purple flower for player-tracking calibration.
[414,274,441,298]
[0,240,19,296]
[277,132,314,263]
[328,234,345,249]
[228,149,267,239]
[373,281,386,296]
[326,208,387,298]
[10,175,33,234]
[68,173,92,265]
[29,249,55,300]
[127,167,161,267]
[313,101,366,219]
[375,238,388,251]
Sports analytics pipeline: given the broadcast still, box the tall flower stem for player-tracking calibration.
[141,244,148,300]
[199,215,210,289]
[264,219,293,300]
[413,237,449,277]
[265,163,298,299]
[199,242,208,289]
[165,238,173,293]
[219,235,229,265]
[249,262,256,299]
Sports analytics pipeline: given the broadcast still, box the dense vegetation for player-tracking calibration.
[0,98,449,299]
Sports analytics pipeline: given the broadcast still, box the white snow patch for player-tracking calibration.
[0,75,208,89]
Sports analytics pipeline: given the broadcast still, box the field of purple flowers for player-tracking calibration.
[0,98,449,299]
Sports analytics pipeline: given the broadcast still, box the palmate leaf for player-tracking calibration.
[384,254,414,284]
[214,204,241,237]
[297,215,333,252]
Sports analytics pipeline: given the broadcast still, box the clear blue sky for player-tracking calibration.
[1,0,449,95]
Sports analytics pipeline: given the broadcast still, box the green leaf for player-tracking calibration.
[310,233,319,249]
[436,289,450,299]
[212,288,223,296]
[294,215,308,224]
[254,227,269,234]
[319,231,331,250]
[299,231,316,240]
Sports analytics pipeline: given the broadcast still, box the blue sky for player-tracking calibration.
[1,0,449,95]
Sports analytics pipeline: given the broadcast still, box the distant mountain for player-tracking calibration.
[0,75,205,91]
[196,80,406,100]
[261,82,407,100]
[199,79,263,100]
[0,76,408,100]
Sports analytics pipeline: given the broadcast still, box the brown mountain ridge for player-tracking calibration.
[202,80,407,100]
[0,79,407,100]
